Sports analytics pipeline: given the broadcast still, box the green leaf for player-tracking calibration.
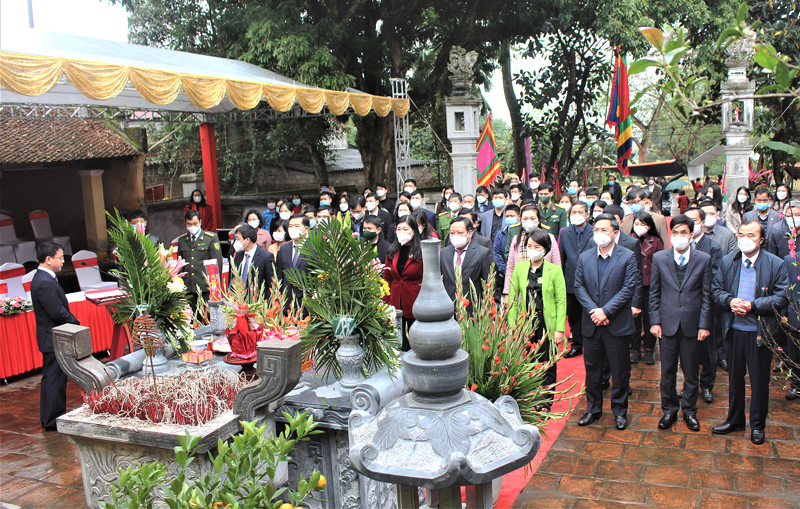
[664,47,688,66]
[628,59,658,75]
[736,1,748,25]
[763,140,800,156]
[756,84,782,94]
[753,49,777,70]
[774,61,791,88]
[639,27,664,51]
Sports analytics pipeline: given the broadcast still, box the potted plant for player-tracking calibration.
[286,214,400,383]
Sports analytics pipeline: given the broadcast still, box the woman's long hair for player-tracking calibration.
[189,189,207,208]
[411,208,435,240]
[633,211,657,238]
[731,186,753,215]
[386,215,422,261]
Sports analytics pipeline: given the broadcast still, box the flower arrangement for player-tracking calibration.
[106,210,193,352]
[0,296,30,316]
[286,213,400,379]
[455,270,579,427]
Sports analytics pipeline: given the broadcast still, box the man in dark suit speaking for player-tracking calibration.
[649,215,713,432]
[232,224,275,298]
[574,213,638,430]
[440,217,491,316]
[30,242,80,431]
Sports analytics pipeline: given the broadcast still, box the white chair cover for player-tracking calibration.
[0,245,15,264]
[0,279,8,299]
[28,210,73,255]
[0,263,27,299]
[72,250,118,291]
[21,270,35,300]
[0,214,37,264]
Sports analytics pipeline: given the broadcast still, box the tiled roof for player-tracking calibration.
[0,119,143,164]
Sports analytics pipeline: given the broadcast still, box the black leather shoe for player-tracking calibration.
[644,350,655,365]
[565,347,583,358]
[630,349,641,363]
[683,414,701,431]
[658,412,677,429]
[786,387,800,401]
[43,425,57,432]
[772,360,784,373]
[702,388,714,404]
[718,358,729,372]
[602,379,611,390]
[751,429,765,445]
[615,416,628,430]
[712,422,746,435]
[578,412,602,426]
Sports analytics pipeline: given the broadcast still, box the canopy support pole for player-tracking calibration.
[199,123,223,231]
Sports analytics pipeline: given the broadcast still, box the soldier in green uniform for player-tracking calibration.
[437,193,463,246]
[537,182,566,236]
[178,209,223,311]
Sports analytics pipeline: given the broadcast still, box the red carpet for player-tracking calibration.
[494,350,586,508]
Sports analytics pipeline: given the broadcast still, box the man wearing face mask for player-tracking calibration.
[375,183,395,214]
[698,200,738,255]
[743,188,781,252]
[712,220,788,445]
[559,202,595,358]
[475,186,492,213]
[440,217,492,316]
[491,205,522,302]
[573,213,638,430]
[620,189,670,247]
[508,184,525,206]
[178,210,224,311]
[129,210,160,246]
[261,198,278,229]
[602,175,623,206]
[232,224,274,297]
[365,193,392,239]
[481,188,509,242]
[349,195,368,236]
[409,190,437,229]
[318,191,334,209]
[767,199,800,259]
[276,214,312,311]
[363,216,390,263]
[646,177,662,209]
[452,209,492,249]
[437,192,463,246]
[537,183,567,237]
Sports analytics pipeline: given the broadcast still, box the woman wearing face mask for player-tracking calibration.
[725,186,753,233]
[589,200,607,224]
[773,184,792,212]
[337,196,351,217]
[507,229,567,408]
[559,194,575,209]
[291,194,304,214]
[629,211,664,364]
[502,205,562,297]
[411,208,438,240]
[383,215,424,351]
[244,209,272,251]
[268,220,289,258]
[183,189,217,232]
[270,201,294,232]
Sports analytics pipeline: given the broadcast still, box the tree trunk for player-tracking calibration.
[306,143,330,188]
[355,114,395,189]
[500,40,525,176]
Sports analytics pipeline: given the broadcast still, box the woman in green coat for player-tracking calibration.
[508,229,568,407]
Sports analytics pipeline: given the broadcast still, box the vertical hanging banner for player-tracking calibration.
[607,47,632,176]
[524,136,533,186]
[553,161,562,198]
[476,114,503,189]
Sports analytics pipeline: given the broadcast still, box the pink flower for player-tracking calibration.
[0,308,5,314]
[136,222,147,235]
[12,302,20,308]
[166,257,187,279]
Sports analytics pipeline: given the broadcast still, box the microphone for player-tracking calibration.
[80,261,121,282]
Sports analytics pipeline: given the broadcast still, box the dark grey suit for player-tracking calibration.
[767,220,798,260]
[232,245,275,298]
[440,242,492,315]
[650,247,712,416]
[558,223,595,348]
[574,243,638,417]
[31,269,80,429]
[276,241,311,311]
[691,234,724,391]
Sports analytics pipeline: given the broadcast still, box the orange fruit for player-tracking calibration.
[315,475,327,490]
[279,504,294,509]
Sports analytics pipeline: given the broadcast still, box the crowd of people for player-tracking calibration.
[133,174,799,445]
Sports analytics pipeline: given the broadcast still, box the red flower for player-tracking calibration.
[499,347,506,352]
[501,367,507,373]
[470,384,477,391]
[482,345,489,351]
[491,371,499,376]
[494,356,501,364]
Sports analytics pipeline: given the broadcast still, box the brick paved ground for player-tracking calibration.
[512,352,800,508]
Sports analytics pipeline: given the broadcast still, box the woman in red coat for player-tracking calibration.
[383,215,423,351]
[184,189,217,233]
[630,211,664,365]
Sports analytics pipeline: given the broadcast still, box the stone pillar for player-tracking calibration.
[445,47,481,196]
[77,169,108,252]
[721,39,755,203]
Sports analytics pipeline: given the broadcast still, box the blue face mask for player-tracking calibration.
[585,198,596,207]
[755,202,770,212]
[505,217,517,226]
[309,219,317,228]
[292,199,301,206]
[568,188,578,195]
[493,199,506,209]
[320,200,330,207]
[629,203,643,214]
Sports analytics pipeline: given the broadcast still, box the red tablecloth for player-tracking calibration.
[0,297,114,379]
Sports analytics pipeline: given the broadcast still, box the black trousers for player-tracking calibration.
[40,351,67,429]
[699,316,717,391]
[566,292,584,348]
[725,328,772,430]
[631,288,656,351]
[584,327,630,418]
[530,313,557,404]
[660,329,700,416]
[714,308,726,362]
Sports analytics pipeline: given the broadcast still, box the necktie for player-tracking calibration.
[292,246,300,268]
[456,249,464,268]
[745,259,752,269]
[577,229,583,246]
[679,255,685,267]
[691,240,697,248]
[242,253,251,280]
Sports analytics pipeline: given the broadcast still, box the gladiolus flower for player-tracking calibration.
[482,345,489,351]
[494,356,501,364]
[470,384,477,391]
[501,367,507,373]
[461,298,470,307]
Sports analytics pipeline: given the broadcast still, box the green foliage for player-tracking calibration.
[100,413,324,509]
[106,210,192,352]
[285,215,400,379]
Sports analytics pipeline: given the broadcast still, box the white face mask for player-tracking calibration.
[247,220,260,228]
[396,232,413,245]
[398,212,409,220]
[187,225,201,236]
[462,204,473,210]
[592,211,602,219]
[410,199,422,209]
[366,201,378,212]
[273,231,286,242]
[376,189,386,197]
[648,179,654,185]
[737,194,748,203]
[738,237,758,253]
[527,248,545,261]
[279,211,292,220]
[672,236,690,251]
[352,211,365,221]
[522,220,538,232]
[233,240,244,252]
[448,202,461,212]
[777,190,788,201]
[786,216,800,229]
[530,182,540,190]
[633,224,649,237]
[511,193,521,201]
[404,186,414,194]
[593,232,613,248]
[339,203,349,212]
[477,196,487,204]
[693,222,702,235]
[267,203,276,210]
[193,195,202,203]
[704,215,717,228]
[288,227,303,240]
[570,214,586,226]
[444,193,452,201]
[450,234,468,249]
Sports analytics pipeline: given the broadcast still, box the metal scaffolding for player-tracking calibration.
[391,78,411,194]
